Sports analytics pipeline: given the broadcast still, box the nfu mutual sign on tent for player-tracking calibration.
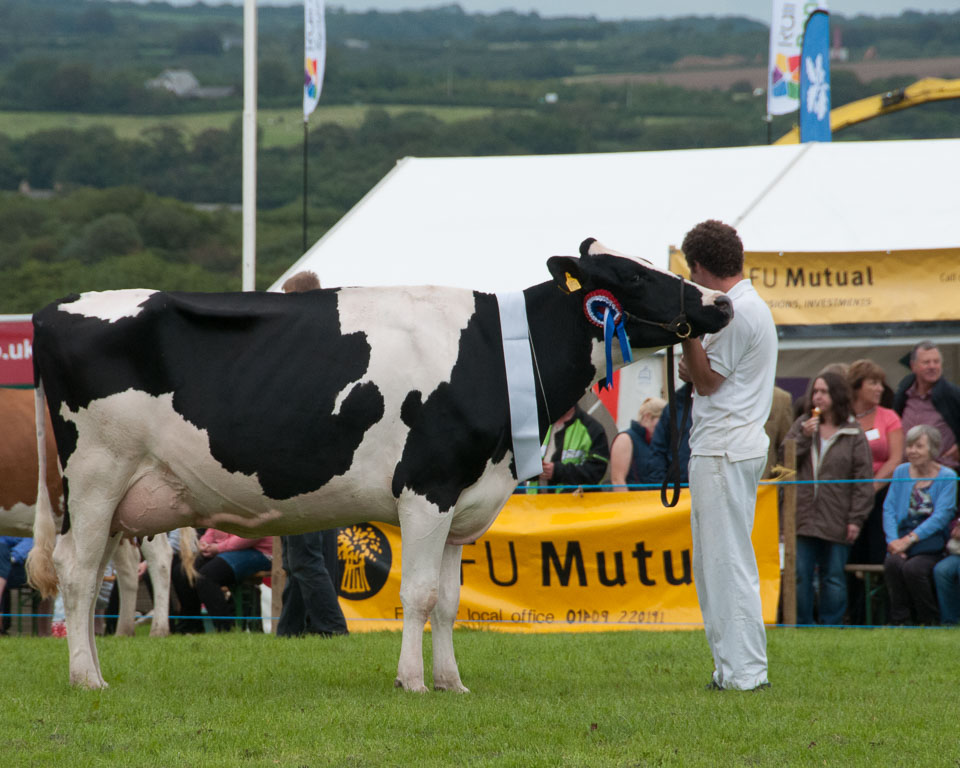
[671,248,960,329]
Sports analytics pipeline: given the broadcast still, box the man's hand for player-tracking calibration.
[845,524,861,545]
[538,461,555,485]
[679,338,726,397]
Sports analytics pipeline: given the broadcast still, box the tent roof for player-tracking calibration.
[272,138,960,293]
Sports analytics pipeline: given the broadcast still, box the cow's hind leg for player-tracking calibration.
[112,540,140,637]
[141,533,173,637]
[395,494,453,693]
[431,541,468,693]
[55,522,121,689]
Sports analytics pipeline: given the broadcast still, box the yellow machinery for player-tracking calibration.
[774,76,960,144]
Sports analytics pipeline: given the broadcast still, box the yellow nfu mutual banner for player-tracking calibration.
[336,485,780,632]
[669,247,960,326]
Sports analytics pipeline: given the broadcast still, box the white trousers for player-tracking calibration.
[689,454,768,690]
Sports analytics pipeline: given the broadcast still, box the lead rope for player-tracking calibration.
[527,333,552,438]
[660,345,691,508]
[661,277,690,507]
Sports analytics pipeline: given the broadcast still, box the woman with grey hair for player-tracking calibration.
[882,423,957,624]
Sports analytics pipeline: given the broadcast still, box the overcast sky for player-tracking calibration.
[291,1,957,22]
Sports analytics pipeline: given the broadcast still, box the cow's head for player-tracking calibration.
[547,238,733,354]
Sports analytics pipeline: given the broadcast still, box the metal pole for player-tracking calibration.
[241,0,257,292]
[781,438,797,626]
[302,119,308,255]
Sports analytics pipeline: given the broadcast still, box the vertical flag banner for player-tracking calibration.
[768,0,827,116]
[799,10,831,142]
[303,0,326,118]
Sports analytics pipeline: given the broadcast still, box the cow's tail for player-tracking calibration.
[26,380,60,599]
[179,527,198,587]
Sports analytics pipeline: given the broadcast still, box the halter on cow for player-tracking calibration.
[28,238,732,690]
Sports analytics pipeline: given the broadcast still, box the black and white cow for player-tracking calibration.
[28,238,732,690]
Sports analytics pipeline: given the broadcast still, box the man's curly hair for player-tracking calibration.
[681,219,744,279]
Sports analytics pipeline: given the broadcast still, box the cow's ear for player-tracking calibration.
[547,256,585,294]
[579,238,597,257]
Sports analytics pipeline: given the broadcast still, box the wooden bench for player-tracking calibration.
[5,586,45,636]
[222,570,271,632]
[844,563,886,625]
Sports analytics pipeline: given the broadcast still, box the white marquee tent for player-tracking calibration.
[275,138,958,294]
[273,138,960,420]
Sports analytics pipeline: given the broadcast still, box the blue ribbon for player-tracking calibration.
[601,308,632,389]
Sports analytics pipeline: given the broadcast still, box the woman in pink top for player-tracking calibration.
[846,359,904,621]
[849,360,904,488]
[173,529,272,633]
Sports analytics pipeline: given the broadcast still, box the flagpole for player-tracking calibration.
[302,118,308,254]
[242,0,257,291]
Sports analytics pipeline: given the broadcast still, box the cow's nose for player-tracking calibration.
[714,294,733,318]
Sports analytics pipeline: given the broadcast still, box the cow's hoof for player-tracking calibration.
[394,677,428,693]
[434,682,470,694]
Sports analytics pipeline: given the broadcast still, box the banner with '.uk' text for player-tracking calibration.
[0,318,33,387]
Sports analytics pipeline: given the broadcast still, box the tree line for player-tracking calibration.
[1,1,959,313]
[1,1,959,114]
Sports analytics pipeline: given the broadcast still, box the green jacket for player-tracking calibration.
[532,405,609,493]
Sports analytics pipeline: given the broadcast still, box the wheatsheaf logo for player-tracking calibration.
[337,523,391,600]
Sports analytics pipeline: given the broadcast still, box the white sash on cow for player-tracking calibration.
[495,291,541,482]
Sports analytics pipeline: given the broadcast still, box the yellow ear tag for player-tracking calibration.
[565,272,582,293]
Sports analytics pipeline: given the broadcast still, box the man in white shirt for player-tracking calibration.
[678,219,778,691]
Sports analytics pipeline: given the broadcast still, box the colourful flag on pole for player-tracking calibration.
[304,0,326,119]
[767,0,827,116]
[799,10,831,142]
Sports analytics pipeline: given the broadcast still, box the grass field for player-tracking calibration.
[3,627,958,767]
[0,105,506,149]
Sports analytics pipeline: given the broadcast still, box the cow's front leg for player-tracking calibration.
[141,533,173,637]
[431,541,468,693]
[395,493,452,693]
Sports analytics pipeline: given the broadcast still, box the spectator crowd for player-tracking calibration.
[5,340,960,634]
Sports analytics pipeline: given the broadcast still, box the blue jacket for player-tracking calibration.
[649,385,692,484]
[882,464,957,545]
[0,536,33,565]
[620,421,656,485]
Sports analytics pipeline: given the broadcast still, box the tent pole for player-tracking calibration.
[241,0,257,291]
[302,119,309,255]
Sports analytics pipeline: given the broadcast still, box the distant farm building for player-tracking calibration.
[145,69,233,99]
